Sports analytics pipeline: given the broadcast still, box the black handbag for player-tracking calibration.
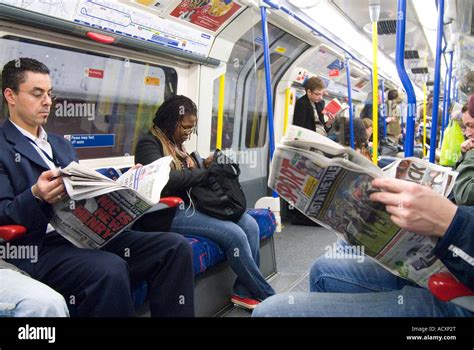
[190,150,246,222]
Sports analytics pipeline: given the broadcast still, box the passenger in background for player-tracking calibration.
[292,76,335,136]
[418,92,442,142]
[253,177,473,317]
[362,117,373,141]
[413,136,424,159]
[385,89,402,144]
[453,95,474,206]
[360,90,383,137]
[339,118,371,161]
[0,260,69,317]
[0,58,194,317]
[135,95,276,310]
[361,90,398,157]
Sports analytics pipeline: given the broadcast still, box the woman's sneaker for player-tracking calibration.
[231,295,260,310]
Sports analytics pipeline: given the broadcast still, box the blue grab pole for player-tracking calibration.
[260,5,277,198]
[381,79,386,138]
[440,66,449,146]
[429,0,445,163]
[345,58,355,149]
[395,0,416,157]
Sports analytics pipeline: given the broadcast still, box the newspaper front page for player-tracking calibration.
[269,126,457,287]
[50,157,172,249]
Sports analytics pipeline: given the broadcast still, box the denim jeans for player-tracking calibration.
[0,269,69,317]
[170,208,275,300]
[254,242,471,317]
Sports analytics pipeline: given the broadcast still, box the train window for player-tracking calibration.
[0,36,177,159]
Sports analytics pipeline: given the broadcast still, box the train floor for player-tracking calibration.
[220,223,338,317]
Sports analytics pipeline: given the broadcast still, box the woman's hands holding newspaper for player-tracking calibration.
[31,169,66,204]
[370,178,458,237]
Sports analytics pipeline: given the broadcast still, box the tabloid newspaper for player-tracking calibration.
[50,157,172,249]
[270,125,458,287]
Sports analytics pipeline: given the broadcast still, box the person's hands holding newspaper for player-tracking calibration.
[31,168,67,204]
[370,178,458,238]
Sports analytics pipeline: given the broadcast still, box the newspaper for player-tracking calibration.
[270,126,458,287]
[50,157,172,249]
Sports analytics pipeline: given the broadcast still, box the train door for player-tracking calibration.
[209,22,309,206]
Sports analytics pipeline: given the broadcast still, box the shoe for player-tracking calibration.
[231,295,260,310]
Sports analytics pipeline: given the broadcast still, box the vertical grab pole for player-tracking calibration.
[440,66,449,147]
[371,21,379,165]
[429,0,445,163]
[423,82,428,157]
[345,57,355,149]
[260,4,277,198]
[395,0,416,157]
[216,74,225,150]
[381,79,386,138]
[284,88,291,135]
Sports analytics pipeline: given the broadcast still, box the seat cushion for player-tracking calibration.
[186,235,225,275]
[246,208,277,240]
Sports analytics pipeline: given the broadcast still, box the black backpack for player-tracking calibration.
[190,150,246,222]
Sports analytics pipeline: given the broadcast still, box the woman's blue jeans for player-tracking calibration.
[170,207,275,300]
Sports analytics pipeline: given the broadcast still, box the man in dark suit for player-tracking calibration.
[292,76,335,135]
[0,58,194,317]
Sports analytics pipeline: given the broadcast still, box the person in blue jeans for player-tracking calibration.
[135,95,275,310]
[0,261,69,317]
[253,178,473,317]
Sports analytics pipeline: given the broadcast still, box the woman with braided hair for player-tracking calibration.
[135,95,275,311]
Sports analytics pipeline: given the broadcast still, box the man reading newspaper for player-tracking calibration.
[253,125,472,317]
[0,58,194,317]
[270,125,458,288]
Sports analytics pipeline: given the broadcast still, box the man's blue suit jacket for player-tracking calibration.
[0,119,78,273]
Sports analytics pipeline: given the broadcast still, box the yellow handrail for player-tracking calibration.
[372,21,379,165]
[284,88,291,135]
[216,74,225,150]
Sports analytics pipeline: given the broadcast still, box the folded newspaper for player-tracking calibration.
[270,125,458,287]
[50,157,172,249]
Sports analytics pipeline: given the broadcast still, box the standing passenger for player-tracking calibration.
[293,76,335,135]
[135,95,276,310]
